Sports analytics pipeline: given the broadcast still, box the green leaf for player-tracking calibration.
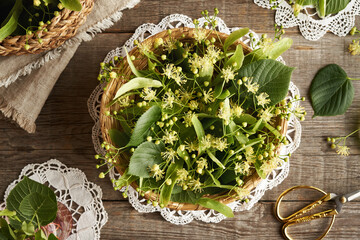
[324,0,349,15]
[125,48,145,77]
[34,229,47,240]
[224,44,244,70]
[48,233,59,240]
[224,28,249,53]
[318,0,326,17]
[6,177,57,226]
[127,105,162,147]
[0,218,15,240]
[229,121,248,144]
[160,159,184,206]
[0,209,16,217]
[238,59,294,105]
[207,150,225,169]
[196,198,234,218]
[109,129,129,148]
[59,0,82,11]
[128,141,164,177]
[21,221,35,236]
[191,115,205,141]
[254,160,267,179]
[113,169,138,189]
[19,192,57,226]
[310,64,354,117]
[170,190,204,204]
[0,0,22,42]
[263,38,293,60]
[177,146,191,169]
[113,77,162,101]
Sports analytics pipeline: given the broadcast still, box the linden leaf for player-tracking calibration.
[224,28,249,53]
[310,64,354,117]
[126,105,162,147]
[59,0,82,11]
[197,198,234,218]
[128,141,164,178]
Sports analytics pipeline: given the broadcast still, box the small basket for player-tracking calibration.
[0,0,94,56]
[100,27,288,211]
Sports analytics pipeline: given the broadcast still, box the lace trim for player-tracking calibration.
[87,14,303,225]
[254,0,360,41]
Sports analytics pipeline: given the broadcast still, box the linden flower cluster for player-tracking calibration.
[96,9,306,209]
[327,128,360,157]
[348,27,360,56]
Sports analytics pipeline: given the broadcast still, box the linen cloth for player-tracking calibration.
[0,0,140,133]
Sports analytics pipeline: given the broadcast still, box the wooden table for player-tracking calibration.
[1,0,359,239]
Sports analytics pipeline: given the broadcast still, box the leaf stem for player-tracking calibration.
[348,77,360,81]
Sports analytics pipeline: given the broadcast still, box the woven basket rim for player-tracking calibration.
[0,0,94,56]
[100,27,288,211]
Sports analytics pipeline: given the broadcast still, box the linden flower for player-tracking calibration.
[180,90,193,103]
[256,92,270,107]
[162,130,178,145]
[177,168,188,182]
[348,40,360,56]
[163,64,175,79]
[138,41,151,55]
[336,145,350,156]
[194,28,207,43]
[162,91,176,108]
[150,164,164,181]
[201,134,213,150]
[231,104,243,118]
[189,178,202,192]
[213,137,228,151]
[163,39,177,53]
[186,141,198,152]
[259,108,273,122]
[203,88,215,103]
[161,148,178,162]
[244,80,259,94]
[117,96,131,107]
[196,157,208,170]
[260,157,281,174]
[234,187,250,199]
[142,88,157,101]
[188,100,199,110]
[221,66,237,83]
[183,111,195,127]
[206,45,221,63]
[234,162,251,176]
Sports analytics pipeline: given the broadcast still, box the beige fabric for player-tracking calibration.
[0,0,140,133]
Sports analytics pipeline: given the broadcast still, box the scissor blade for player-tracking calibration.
[345,190,360,202]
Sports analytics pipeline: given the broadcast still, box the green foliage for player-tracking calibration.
[310,64,354,117]
[238,59,294,105]
[0,0,82,42]
[1,177,58,240]
[127,105,162,147]
[113,77,162,101]
[128,141,164,177]
[197,198,234,218]
[223,28,249,53]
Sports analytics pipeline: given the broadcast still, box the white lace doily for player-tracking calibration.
[87,14,302,225]
[254,0,360,41]
[0,159,108,239]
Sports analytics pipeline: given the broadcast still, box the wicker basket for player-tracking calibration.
[0,0,94,56]
[100,27,288,211]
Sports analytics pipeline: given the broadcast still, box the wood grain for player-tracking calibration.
[0,0,359,239]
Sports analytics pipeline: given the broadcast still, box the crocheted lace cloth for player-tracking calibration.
[0,159,108,239]
[254,0,360,41]
[87,14,303,225]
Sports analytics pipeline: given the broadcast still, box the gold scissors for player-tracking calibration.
[274,185,360,240]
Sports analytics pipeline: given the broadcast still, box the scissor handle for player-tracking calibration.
[275,185,331,222]
[275,186,338,240]
[282,210,337,240]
